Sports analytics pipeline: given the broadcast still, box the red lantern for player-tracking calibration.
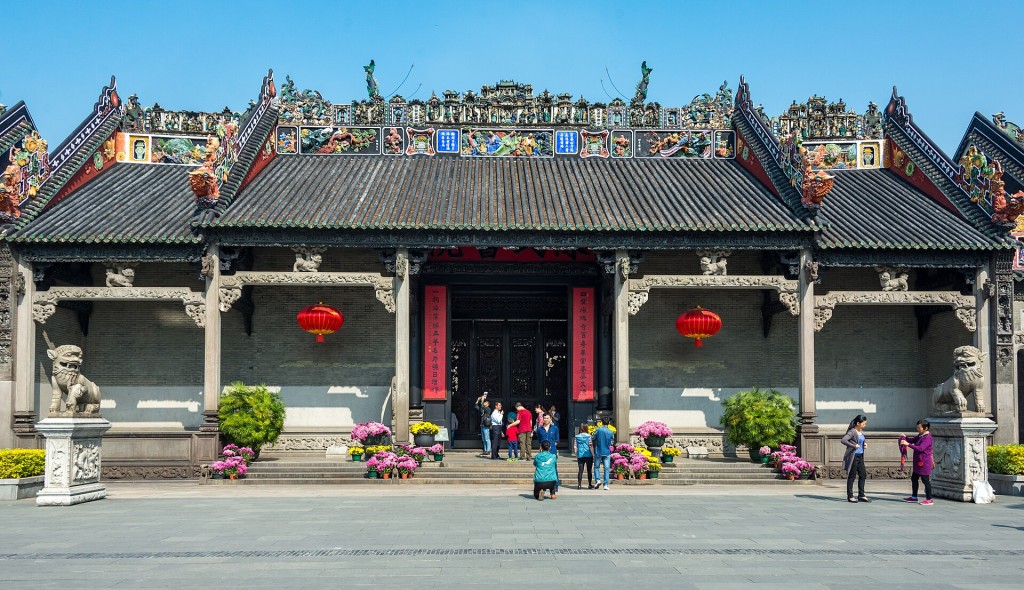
[297,303,344,343]
[676,306,722,347]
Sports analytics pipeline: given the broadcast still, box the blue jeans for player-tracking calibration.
[481,425,491,453]
[594,455,611,486]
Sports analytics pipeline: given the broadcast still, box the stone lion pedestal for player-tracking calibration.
[35,418,112,506]
[929,416,997,502]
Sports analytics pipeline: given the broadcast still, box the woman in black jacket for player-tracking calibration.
[841,415,869,503]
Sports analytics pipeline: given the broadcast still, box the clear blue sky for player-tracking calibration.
[3,0,1021,153]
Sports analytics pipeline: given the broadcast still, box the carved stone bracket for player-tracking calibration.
[627,274,799,316]
[813,290,976,332]
[33,287,206,327]
[220,271,395,314]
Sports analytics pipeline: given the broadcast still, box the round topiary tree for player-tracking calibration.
[218,382,286,458]
[719,387,797,461]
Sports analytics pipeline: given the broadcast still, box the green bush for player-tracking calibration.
[0,449,46,479]
[218,382,286,453]
[987,444,1024,476]
[719,387,797,449]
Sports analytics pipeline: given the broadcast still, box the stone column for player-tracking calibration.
[973,265,994,425]
[796,249,823,464]
[992,256,1018,444]
[393,249,411,444]
[12,254,36,444]
[0,245,15,448]
[612,250,630,443]
[597,275,613,414]
[199,247,221,461]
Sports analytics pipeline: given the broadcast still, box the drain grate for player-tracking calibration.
[1,547,1021,560]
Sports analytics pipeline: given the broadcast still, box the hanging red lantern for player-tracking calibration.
[297,303,344,343]
[676,306,722,348]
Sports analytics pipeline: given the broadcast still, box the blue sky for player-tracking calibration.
[3,0,1022,153]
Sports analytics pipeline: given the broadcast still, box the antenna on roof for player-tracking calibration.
[384,64,416,99]
[405,83,423,101]
[602,66,627,101]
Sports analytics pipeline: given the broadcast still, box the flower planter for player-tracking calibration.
[364,434,388,447]
[748,448,762,463]
[662,455,674,464]
[615,474,625,480]
[351,454,362,462]
[648,470,659,479]
[988,473,1024,496]
[382,472,391,480]
[433,454,444,462]
[637,473,648,480]
[228,474,238,481]
[413,433,435,448]
[368,470,379,479]
[786,474,797,481]
[644,436,666,448]
[760,456,771,465]
[0,476,44,501]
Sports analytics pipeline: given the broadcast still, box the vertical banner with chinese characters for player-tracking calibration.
[571,287,595,402]
[423,286,448,400]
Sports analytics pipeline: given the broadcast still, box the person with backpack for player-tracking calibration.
[900,419,935,505]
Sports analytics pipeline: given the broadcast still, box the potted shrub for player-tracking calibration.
[611,454,630,480]
[987,444,1024,496]
[781,462,801,481]
[211,455,248,480]
[758,446,771,464]
[719,388,797,462]
[396,456,418,479]
[797,460,815,479]
[348,447,365,462]
[646,457,662,479]
[352,422,392,447]
[410,421,440,447]
[218,382,286,459]
[634,421,672,452]
[410,447,428,465]
[367,451,397,479]
[661,447,681,464]
[428,443,444,461]
[0,449,46,500]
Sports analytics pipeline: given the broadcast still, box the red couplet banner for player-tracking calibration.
[423,286,448,400]
[571,287,595,402]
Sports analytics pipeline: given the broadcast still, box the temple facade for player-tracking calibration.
[0,64,1020,480]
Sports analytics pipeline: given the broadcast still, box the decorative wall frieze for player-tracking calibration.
[219,271,395,314]
[627,274,799,316]
[32,286,205,327]
[697,250,730,275]
[875,266,909,291]
[813,290,976,332]
[104,264,136,287]
[291,246,326,272]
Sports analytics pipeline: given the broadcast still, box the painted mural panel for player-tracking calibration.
[460,128,554,158]
[276,126,298,154]
[637,130,714,159]
[802,139,883,171]
[405,128,436,156]
[580,130,609,159]
[713,131,735,158]
[610,130,632,158]
[117,133,210,165]
[381,127,406,155]
[299,126,380,155]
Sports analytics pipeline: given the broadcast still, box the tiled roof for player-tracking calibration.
[815,169,1007,250]
[955,113,1024,192]
[10,164,201,244]
[210,156,815,233]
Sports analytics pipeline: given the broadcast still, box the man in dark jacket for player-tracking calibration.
[475,393,491,456]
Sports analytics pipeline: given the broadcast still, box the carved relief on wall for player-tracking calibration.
[73,442,101,483]
[933,438,963,481]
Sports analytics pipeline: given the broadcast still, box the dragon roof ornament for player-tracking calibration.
[992,112,1024,148]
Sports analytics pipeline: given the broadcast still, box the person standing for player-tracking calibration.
[592,420,615,490]
[475,393,491,456]
[517,403,534,460]
[901,419,934,505]
[450,412,458,446]
[537,414,560,492]
[841,415,869,503]
[532,441,559,500]
[506,410,520,461]
[489,402,504,460]
[573,423,594,489]
[548,405,561,425]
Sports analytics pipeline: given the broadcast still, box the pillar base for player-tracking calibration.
[929,416,997,502]
[35,417,112,507]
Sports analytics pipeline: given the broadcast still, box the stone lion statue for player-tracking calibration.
[47,344,102,417]
[933,345,986,415]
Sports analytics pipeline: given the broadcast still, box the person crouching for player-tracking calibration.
[533,441,559,500]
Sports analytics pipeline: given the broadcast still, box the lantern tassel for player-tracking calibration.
[694,338,703,347]
[316,334,325,343]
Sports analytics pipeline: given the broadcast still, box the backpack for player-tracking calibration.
[481,411,492,427]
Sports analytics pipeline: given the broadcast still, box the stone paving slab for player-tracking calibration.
[1,481,1022,588]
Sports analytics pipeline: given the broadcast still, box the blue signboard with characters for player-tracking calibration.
[555,130,579,155]
[436,129,460,154]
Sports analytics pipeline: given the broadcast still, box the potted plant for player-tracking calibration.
[987,444,1024,496]
[410,447,428,465]
[348,447,365,462]
[796,459,815,479]
[221,444,256,465]
[611,454,630,480]
[396,456,418,479]
[661,447,681,464]
[365,444,391,460]
[218,382,286,460]
[646,457,662,479]
[367,451,397,479]
[0,449,46,500]
[211,455,248,480]
[428,443,444,461]
[352,422,392,447]
[410,421,441,447]
[758,446,771,464]
[634,421,672,452]
[780,462,801,481]
[719,388,797,462]
[365,457,381,479]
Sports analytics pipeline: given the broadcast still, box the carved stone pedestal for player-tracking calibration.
[929,416,997,502]
[35,418,111,506]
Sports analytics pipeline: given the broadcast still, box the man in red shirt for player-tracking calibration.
[516,402,534,460]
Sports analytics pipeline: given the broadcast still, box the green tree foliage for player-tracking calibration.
[218,382,286,451]
[719,388,797,449]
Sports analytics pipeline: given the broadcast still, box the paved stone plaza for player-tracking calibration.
[1,481,1022,589]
